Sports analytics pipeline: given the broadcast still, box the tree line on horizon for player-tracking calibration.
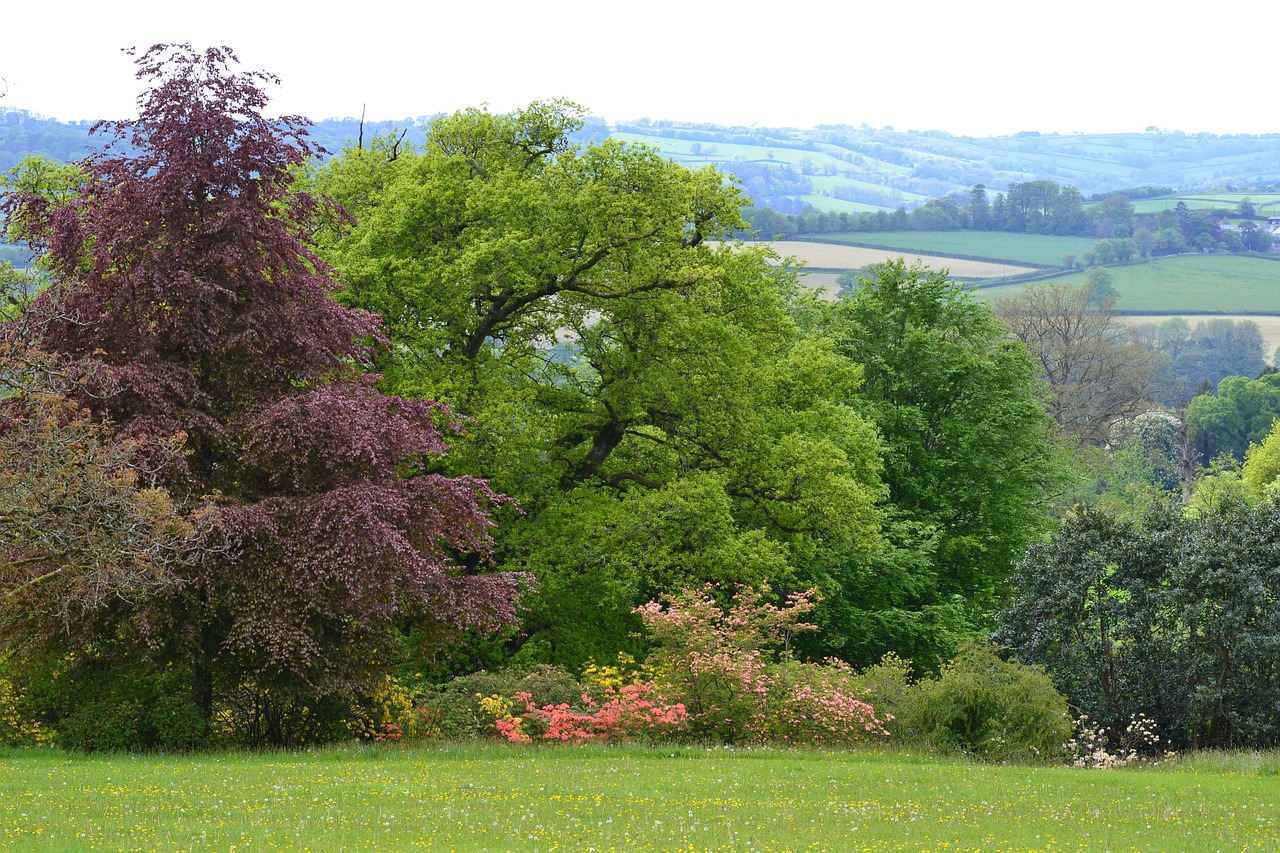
[744,182,1277,259]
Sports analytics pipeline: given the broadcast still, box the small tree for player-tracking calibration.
[996,283,1163,444]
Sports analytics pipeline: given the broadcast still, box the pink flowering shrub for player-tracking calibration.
[635,585,889,745]
[776,658,890,746]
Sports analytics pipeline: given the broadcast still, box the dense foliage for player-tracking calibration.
[309,103,897,671]
[14,45,1280,758]
[1187,372,1280,461]
[998,500,1280,750]
[807,261,1061,666]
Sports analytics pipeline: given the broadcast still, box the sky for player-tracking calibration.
[1,1,1269,137]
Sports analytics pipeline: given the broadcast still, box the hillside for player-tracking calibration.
[610,121,1280,212]
[4,107,1279,215]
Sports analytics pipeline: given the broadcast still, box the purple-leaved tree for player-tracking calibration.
[0,45,523,743]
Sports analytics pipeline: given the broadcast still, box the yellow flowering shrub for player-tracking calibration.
[348,675,416,742]
[0,675,53,746]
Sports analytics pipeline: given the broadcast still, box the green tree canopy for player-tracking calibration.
[807,261,1062,668]
[999,500,1280,750]
[311,103,886,669]
[1187,373,1280,461]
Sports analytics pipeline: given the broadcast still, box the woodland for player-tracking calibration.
[4,46,1280,756]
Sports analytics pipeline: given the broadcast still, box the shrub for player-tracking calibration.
[635,585,889,745]
[1067,713,1170,768]
[514,665,590,709]
[409,664,590,742]
[213,684,350,748]
[849,652,914,734]
[896,641,1071,761]
[58,699,147,753]
[347,675,416,743]
[149,694,209,752]
[773,658,887,747]
[494,683,687,744]
[0,672,53,747]
[16,652,213,752]
[412,685,482,741]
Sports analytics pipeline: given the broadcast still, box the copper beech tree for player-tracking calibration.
[0,45,523,741]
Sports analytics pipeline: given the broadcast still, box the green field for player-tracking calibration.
[975,254,1280,312]
[1125,193,1280,215]
[2,744,1278,851]
[792,194,883,214]
[813,231,1098,267]
[1129,198,1235,213]
[606,133,928,212]
[610,133,860,176]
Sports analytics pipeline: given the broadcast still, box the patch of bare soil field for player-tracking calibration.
[764,241,1037,278]
[798,272,844,298]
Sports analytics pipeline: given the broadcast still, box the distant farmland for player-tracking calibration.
[1127,193,1280,215]
[974,254,1280,313]
[761,241,1038,277]
[807,232,1098,267]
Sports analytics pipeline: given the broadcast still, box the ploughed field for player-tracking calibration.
[1,744,1277,851]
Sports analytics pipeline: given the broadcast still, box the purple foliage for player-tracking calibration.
[1,45,525,721]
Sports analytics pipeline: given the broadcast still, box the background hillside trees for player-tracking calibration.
[1151,317,1266,406]
[0,45,522,745]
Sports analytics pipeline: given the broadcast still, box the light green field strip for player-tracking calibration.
[813,232,1097,267]
[974,254,1280,312]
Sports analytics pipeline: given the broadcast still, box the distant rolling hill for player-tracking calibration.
[5,106,1280,217]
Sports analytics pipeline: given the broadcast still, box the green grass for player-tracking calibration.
[1129,198,1235,213]
[611,133,854,175]
[975,254,1280,313]
[1123,193,1280,214]
[2,744,1279,851]
[814,231,1098,267]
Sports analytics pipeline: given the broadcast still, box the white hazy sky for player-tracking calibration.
[1,1,1269,137]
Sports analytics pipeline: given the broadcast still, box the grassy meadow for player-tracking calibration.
[1127,193,1280,215]
[2,744,1278,851]
[811,232,1098,267]
[974,254,1280,313]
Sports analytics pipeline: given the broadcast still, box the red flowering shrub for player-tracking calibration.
[494,684,687,744]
